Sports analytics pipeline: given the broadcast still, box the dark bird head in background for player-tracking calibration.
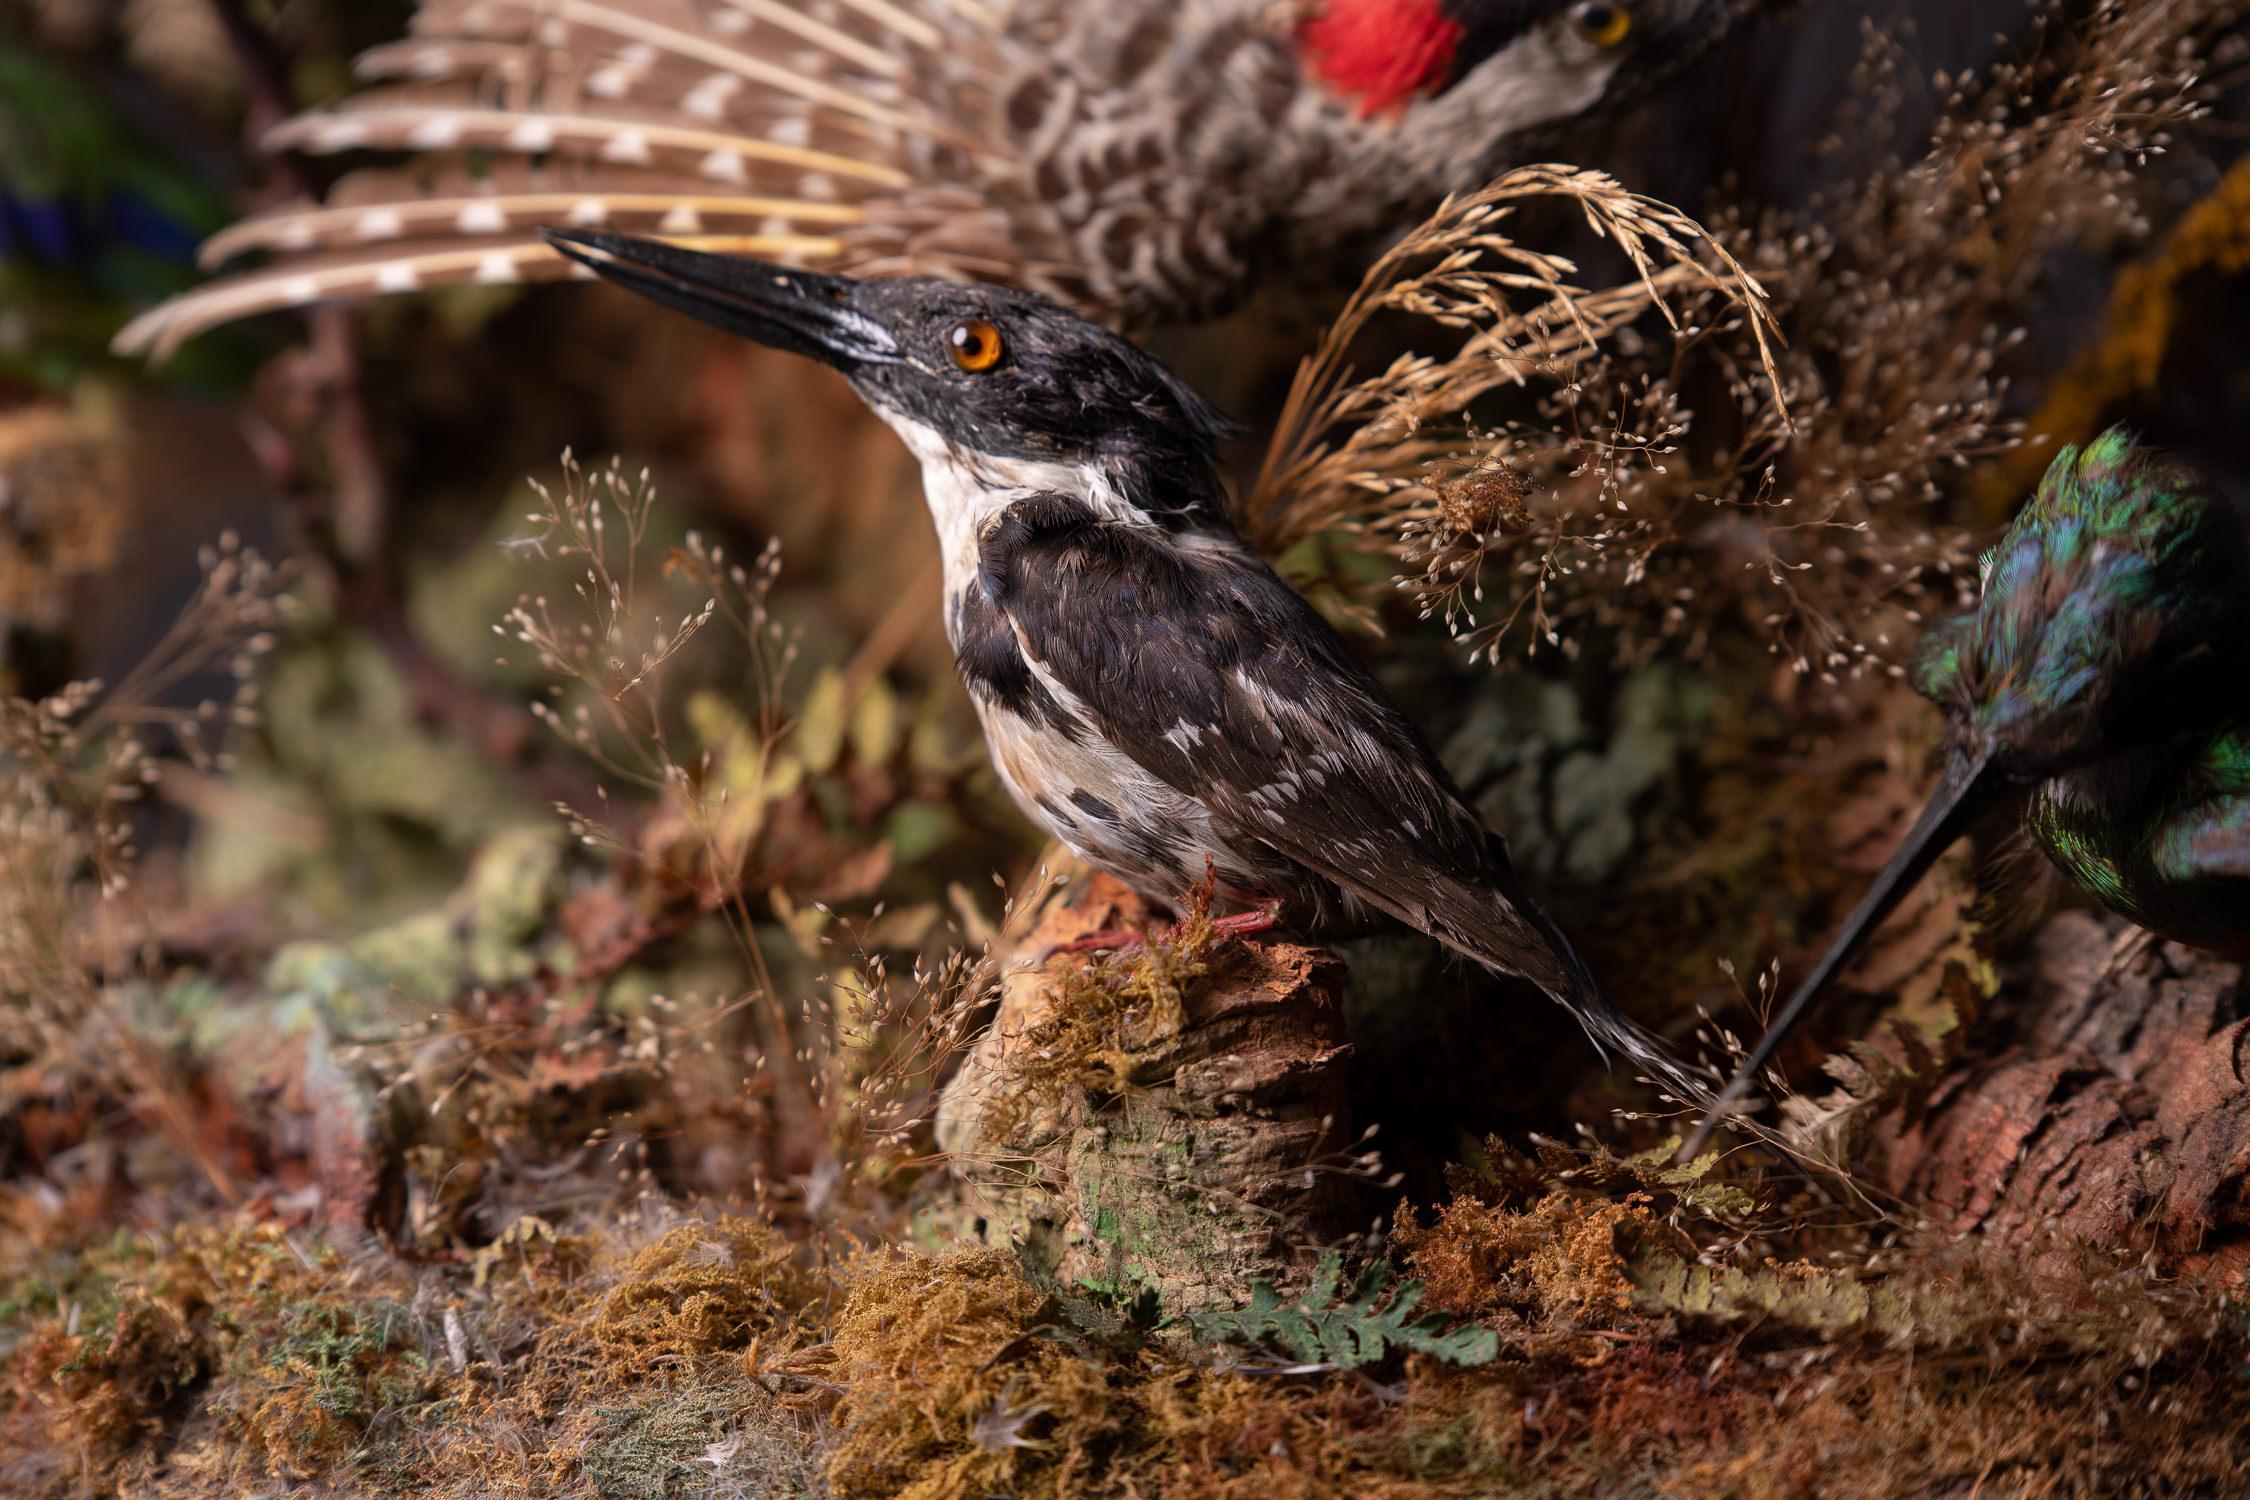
[542,228,1239,526]
[1300,0,1757,125]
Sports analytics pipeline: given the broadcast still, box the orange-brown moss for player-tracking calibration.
[993,902,1220,1136]
[0,1196,2244,1499]
[24,1289,207,1450]
[826,1248,1529,1500]
[593,1214,824,1375]
[825,1247,1149,1500]
[1143,1364,1528,1500]
[218,1298,438,1479]
[1392,1191,1646,1321]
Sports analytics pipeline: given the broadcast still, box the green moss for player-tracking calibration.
[1069,1132,1233,1307]
[584,1383,817,1499]
[220,1297,438,1476]
[345,912,467,1008]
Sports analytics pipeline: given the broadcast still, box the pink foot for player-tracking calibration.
[1036,903,1283,963]
[1211,904,1281,942]
[1048,926,1149,957]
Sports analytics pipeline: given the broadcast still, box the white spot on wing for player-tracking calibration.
[407,115,464,149]
[600,129,653,165]
[313,120,369,151]
[683,75,741,121]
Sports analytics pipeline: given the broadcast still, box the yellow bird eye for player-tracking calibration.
[947,318,1004,372]
[1569,2,1633,48]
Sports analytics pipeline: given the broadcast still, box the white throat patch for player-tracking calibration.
[875,410,1149,586]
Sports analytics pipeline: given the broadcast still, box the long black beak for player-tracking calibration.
[541,229,902,370]
[1679,743,2006,1158]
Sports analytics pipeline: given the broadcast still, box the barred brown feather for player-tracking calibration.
[117,0,1754,356]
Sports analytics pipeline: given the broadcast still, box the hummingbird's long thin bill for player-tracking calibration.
[540,229,902,370]
[1679,744,2005,1159]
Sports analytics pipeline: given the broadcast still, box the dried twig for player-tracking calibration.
[0,535,287,1203]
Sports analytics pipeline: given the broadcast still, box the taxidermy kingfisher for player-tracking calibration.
[1685,431,2250,1153]
[540,226,1703,1086]
[116,0,1759,356]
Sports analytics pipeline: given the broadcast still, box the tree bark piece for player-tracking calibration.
[936,877,1360,1315]
[1883,911,2250,1277]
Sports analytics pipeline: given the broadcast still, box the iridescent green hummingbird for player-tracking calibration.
[1686,429,2250,1153]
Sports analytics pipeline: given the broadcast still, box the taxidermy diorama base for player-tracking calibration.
[935,872,2250,1311]
[936,877,1362,1318]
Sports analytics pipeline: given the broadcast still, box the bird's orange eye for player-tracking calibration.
[947,318,1004,372]
[1569,2,1633,48]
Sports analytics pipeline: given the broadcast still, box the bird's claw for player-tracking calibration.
[1210,905,1281,941]
[1032,903,1283,964]
[1045,926,1149,958]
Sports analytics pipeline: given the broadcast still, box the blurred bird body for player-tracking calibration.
[544,227,1699,1086]
[2026,731,2250,955]
[1914,429,2250,954]
[1687,431,2250,1150]
[116,0,1752,355]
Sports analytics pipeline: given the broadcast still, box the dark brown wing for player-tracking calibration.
[975,493,1586,1000]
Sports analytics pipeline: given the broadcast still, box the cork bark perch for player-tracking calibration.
[1880,911,2250,1281]
[935,876,1361,1316]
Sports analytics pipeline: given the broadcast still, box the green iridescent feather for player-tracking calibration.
[1916,429,2246,764]
[1919,430,2250,953]
[1692,432,2250,1150]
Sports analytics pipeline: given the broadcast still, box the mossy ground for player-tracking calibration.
[1,785,2244,1499]
[1,1112,2242,1498]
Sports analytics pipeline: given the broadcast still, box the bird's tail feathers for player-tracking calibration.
[112,0,1004,359]
[1539,931,1726,1126]
[1424,848,1727,1129]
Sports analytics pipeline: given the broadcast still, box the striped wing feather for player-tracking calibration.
[115,0,1020,358]
[115,0,1338,355]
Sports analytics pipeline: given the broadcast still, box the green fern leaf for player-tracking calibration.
[1188,1254,1499,1370]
